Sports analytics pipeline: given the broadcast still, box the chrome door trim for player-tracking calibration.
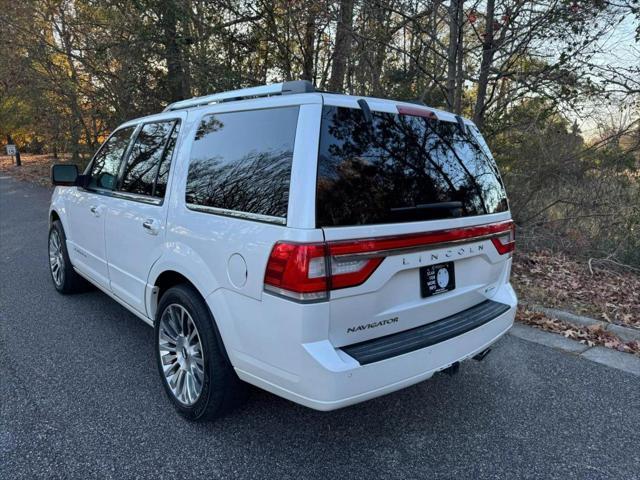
[186,203,287,225]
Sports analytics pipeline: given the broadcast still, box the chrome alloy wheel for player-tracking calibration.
[48,229,64,287]
[158,304,205,406]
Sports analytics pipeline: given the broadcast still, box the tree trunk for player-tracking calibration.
[182,0,192,95]
[70,123,81,163]
[161,1,189,101]
[453,0,464,114]
[301,10,316,82]
[369,5,392,97]
[328,0,355,92]
[473,0,496,129]
[58,7,93,158]
[446,0,460,109]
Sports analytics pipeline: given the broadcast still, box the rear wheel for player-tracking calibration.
[48,220,88,294]
[154,284,246,420]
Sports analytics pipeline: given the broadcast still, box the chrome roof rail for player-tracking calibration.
[162,80,315,112]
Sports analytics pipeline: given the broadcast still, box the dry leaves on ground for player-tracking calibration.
[512,250,639,330]
[517,307,640,357]
[0,154,73,187]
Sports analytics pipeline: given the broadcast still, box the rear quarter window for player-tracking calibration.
[185,106,299,221]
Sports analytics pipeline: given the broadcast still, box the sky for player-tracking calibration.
[575,13,639,138]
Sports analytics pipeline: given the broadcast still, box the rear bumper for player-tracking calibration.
[230,283,517,411]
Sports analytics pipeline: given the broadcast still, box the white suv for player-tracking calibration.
[49,81,517,420]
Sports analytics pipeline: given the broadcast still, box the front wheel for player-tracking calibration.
[48,220,88,294]
[154,284,246,420]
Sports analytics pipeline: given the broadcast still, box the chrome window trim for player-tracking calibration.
[186,203,286,226]
[111,191,163,206]
[78,187,163,206]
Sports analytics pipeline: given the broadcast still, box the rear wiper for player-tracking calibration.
[357,98,374,124]
[390,201,463,213]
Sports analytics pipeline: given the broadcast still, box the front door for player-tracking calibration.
[65,126,137,289]
[105,119,182,316]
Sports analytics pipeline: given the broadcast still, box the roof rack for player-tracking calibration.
[162,80,315,112]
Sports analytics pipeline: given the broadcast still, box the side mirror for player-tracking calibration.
[51,164,79,186]
[75,174,91,189]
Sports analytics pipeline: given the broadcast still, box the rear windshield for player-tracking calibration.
[316,106,508,227]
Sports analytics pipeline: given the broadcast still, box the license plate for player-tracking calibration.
[420,262,456,298]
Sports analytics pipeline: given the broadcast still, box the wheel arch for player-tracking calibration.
[49,207,71,245]
[147,261,217,322]
[50,209,61,225]
[154,270,200,305]
[149,268,236,367]
[49,189,71,237]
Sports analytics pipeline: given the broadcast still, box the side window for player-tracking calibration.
[185,106,299,219]
[89,126,136,190]
[119,120,179,197]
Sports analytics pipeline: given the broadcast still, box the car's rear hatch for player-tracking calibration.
[316,98,514,347]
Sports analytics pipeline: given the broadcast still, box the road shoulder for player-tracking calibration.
[509,323,640,376]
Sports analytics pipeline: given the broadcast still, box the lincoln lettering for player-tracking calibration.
[440,244,483,260]
[402,243,484,265]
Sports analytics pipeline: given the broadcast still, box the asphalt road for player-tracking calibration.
[1,175,638,480]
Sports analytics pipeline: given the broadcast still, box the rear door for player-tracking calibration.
[104,116,184,316]
[65,126,136,289]
[316,99,514,347]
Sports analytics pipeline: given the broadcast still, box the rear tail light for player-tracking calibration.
[263,242,329,301]
[264,241,383,302]
[264,220,515,302]
[490,222,516,255]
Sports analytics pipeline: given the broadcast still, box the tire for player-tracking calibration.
[154,284,247,421]
[48,220,89,294]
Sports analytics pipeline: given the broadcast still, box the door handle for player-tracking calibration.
[142,218,160,235]
[89,205,101,217]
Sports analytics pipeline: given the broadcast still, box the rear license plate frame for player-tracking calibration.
[420,261,456,298]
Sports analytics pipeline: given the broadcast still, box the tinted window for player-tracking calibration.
[186,107,299,219]
[120,121,178,197]
[89,127,135,190]
[155,122,180,198]
[316,106,508,227]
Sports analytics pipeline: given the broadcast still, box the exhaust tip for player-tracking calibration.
[441,362,460,377]
[473,348,492,362]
